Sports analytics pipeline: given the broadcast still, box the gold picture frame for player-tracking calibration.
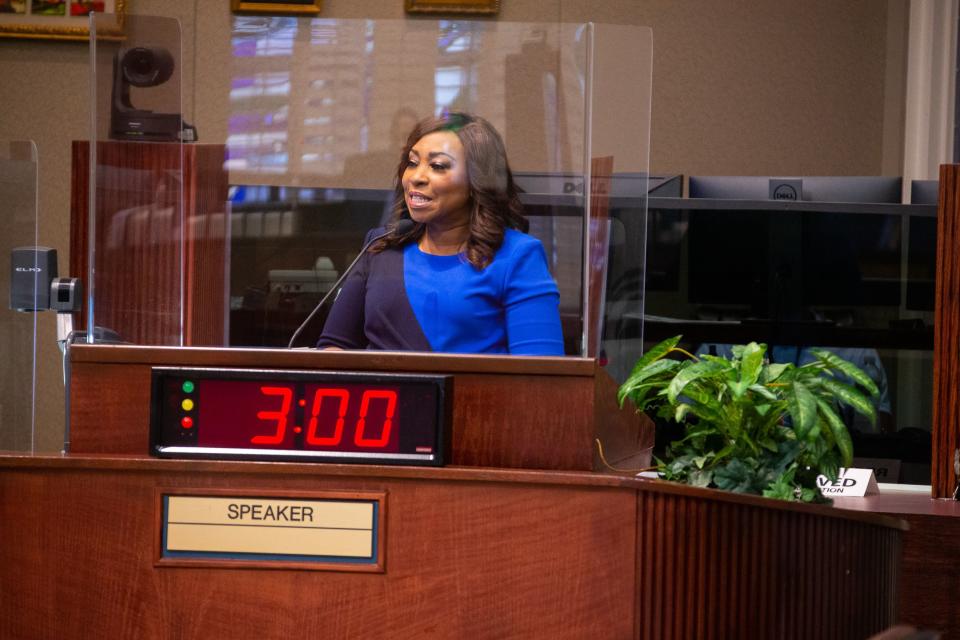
[231,0,321,15]
[405,0,499,15]
[0,0,125,41]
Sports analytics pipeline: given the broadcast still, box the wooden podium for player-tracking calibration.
[0,344,905,639]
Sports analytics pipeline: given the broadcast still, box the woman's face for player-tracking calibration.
[402,131,471,230]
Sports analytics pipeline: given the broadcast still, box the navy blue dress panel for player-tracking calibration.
[316,233,432,351]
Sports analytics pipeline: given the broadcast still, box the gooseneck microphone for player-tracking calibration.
[287,219,415,348]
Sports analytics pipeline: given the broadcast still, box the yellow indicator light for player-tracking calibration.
[181,398,195,412]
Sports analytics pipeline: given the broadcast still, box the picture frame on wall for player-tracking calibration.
[405,0,499,14]
[0,0,125,41]
[230,0,321,15]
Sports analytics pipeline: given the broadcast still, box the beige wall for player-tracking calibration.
[636,0,905,178]
[0,0,906,450]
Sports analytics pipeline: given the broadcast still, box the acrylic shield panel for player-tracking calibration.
[84,15,653,375]
[87,13,190,346]
[0,141,39,451]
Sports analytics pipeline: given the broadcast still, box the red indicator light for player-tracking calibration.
[181,416,194,429]
[293,426,302,434]
[298,399,306,407]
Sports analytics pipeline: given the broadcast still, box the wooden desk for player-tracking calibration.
[835,492,960,636]
[0,454,904,639]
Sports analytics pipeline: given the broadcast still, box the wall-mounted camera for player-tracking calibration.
[110,46,197,142]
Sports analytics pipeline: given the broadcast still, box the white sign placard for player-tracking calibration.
[157,491,385,572]
[816,467,879,497]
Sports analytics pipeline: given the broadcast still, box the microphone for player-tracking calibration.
[287,219,415,348]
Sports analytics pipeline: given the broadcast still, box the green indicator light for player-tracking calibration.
[182,380,195,394]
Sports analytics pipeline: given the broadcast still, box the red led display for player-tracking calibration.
[196,381,401,453]
[151,368,450,465]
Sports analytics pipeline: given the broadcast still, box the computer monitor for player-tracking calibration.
[688,175,902,204]
[903,180,938,311]
[512,171,681,197]
[910,179,938,205]
[682,178,906,316]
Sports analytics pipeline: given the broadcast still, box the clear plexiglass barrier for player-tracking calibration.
[0,141,39,451]
[87,16,652,380]
[88,13,187,346]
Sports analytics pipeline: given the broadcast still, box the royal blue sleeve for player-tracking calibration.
[502,237,565,355]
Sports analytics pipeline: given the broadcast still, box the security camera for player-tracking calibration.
[110,45,196,142]
[119,47,174,88]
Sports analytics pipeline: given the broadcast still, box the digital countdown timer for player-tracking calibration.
[150,367,452,465]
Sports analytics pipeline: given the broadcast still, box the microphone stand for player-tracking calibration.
[287,220,413,348]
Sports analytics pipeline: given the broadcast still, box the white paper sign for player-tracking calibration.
[815,467,879,497]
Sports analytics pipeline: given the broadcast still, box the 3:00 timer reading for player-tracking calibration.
[251,385,397,448]
[150,368,451,465]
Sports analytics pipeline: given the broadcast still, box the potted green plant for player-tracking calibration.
[617,335,880,502]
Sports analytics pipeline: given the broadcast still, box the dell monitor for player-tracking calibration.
[688,175,902,204]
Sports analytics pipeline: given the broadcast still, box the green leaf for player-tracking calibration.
[770,439,802,475]
[678,383,726,423]
[816,399,854,467]
[627,335,682,378]
[618,359,681,407]
[734,342,765,397]
[808,349,880,397]
[713,458,759,493]
[762,465,798,501]
[761,363,790,384]
[618,381,660,409]
[748,384,779,402]
[674,427,717,445]
[711,443,735,463]
[786,380,817,438]
[688,468,713,487]
[667,360,726,404]
[759,437,779,453]
[817,377,876,426]
[817,456,840,482]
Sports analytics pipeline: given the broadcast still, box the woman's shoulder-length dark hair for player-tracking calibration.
[373,111,528,270]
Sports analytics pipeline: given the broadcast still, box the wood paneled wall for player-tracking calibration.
[933,164,960,497]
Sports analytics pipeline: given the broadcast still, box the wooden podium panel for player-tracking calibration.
[67,344,651,471]
[0,455,903,639]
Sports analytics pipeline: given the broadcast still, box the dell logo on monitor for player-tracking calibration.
[769,178,803,201]
[773,184,798,200]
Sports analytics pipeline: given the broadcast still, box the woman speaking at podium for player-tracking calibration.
[317,112,564,355]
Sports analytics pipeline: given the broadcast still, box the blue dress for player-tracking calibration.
[317,228,564,355]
